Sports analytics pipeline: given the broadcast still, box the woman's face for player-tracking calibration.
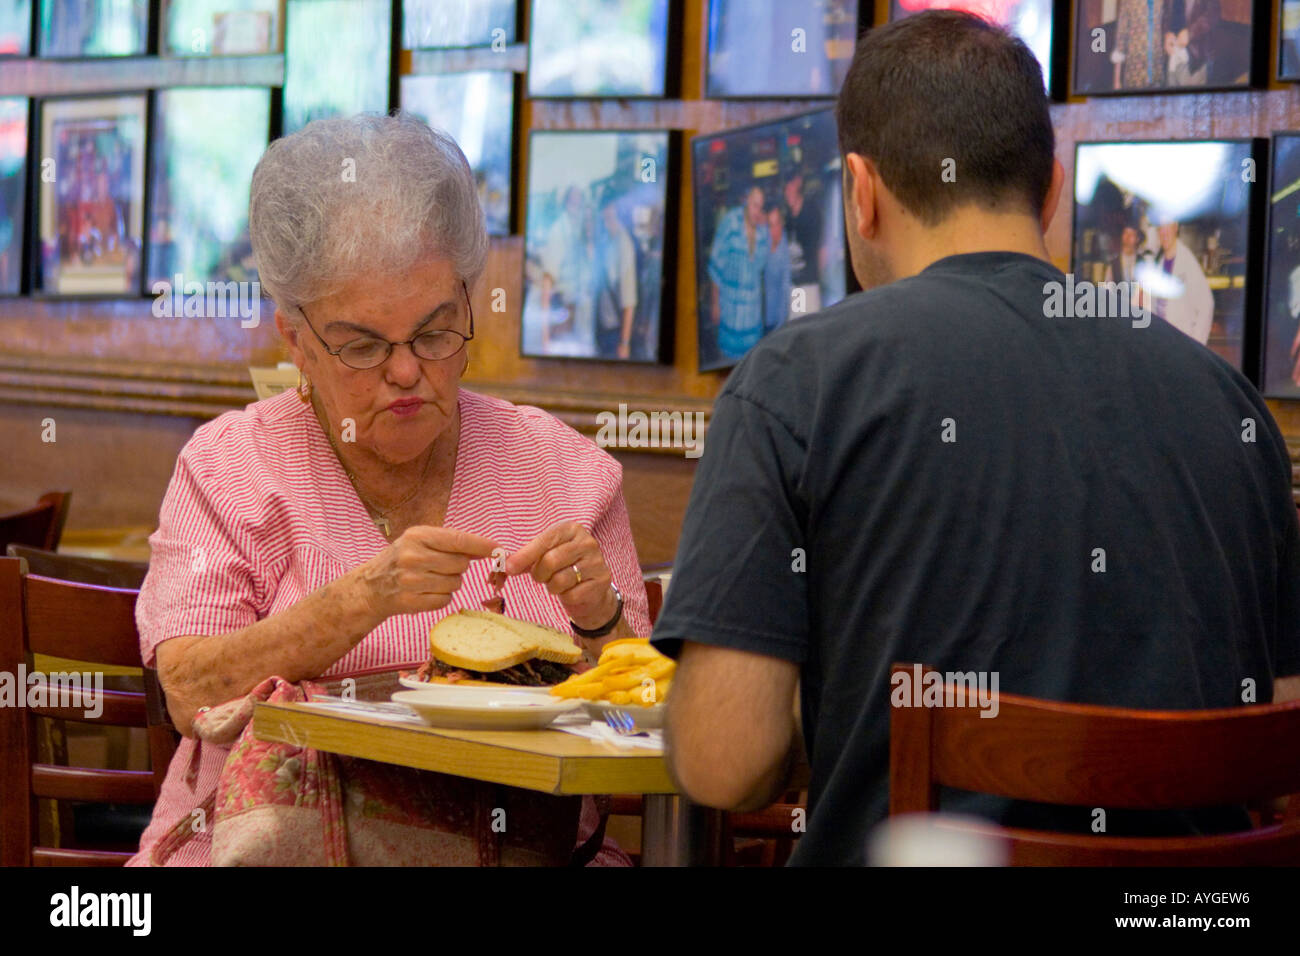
[280,258,469,466]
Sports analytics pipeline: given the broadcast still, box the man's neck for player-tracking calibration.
[884,208,1054,281]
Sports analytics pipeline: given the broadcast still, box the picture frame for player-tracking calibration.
[0,97,28,295]
[527,0,674,99]
[282,0,392,135]
[147,87,273,291]
[705,0,864,99]
[1072,0,1264,96]
[1071,138,1266,375]
[889,0,1066,99]
[1259,132,1300,396]
[160,0,284,56]
[34,93,147,297]
[0,0,32,56]
[691,108,850,373]
[520,129,676,363]
[401,0,516,49]
[1280,0,1300,81]
[37,0,149,58]
[400,70,516,236]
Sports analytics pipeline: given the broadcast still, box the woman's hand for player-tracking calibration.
[505,521,619,632]
[358,526,499,620]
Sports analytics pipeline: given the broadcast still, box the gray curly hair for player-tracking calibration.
[248,111,488,316]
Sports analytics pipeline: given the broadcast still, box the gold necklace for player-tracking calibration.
[324,427,437,539]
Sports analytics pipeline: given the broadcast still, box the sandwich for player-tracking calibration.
[415,609,584,687]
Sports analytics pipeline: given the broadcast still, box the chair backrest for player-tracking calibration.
[641,563,671,627]
[889,662,1300,865]
[0,491,71,553]
[0,556,173,867]
[645,580,663,626]
[5,544,149,590]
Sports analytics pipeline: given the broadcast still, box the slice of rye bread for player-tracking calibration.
[459,609,583,664]
[430,610,582,672]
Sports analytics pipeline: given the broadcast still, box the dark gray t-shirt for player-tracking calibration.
[651,251,1300,866]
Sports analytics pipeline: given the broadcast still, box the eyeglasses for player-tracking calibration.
[298,282,474,370]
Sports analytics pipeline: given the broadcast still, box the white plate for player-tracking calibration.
[391,689,581,730]
[582,700,667,729]
[398,675,552,695]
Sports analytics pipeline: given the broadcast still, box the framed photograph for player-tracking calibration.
[890,0,1061,97]
[706,0,862,98]
[147,87,271,291]
[38,0,148,57]
[1,1,32,56]
[1071,139,1264,373]
[1260,133,1300,395]
[35,94,146,296]
[400,71,515,236]
[282,0,391,134]
[402,0,516,49]
[162,0,283,56]
[527,0,672,98]
[1072,0,1262,95]
[0,98,27,295]
[1281,0,1300,81]
[521,130,674,362]
[692,109,849,372]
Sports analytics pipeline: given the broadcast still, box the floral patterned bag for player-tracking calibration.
[149,676,587,866]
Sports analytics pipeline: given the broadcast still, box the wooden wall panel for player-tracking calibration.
[0,403,198,529]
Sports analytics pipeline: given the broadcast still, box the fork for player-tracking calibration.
[602,708,646,736]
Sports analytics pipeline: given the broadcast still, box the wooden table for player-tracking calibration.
[252,700,725,866]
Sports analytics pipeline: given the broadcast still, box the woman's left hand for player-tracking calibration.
[505,521,619,632]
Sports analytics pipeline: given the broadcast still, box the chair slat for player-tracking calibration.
[30,690,146,726]
[727,804,803,836]
[6,545,148,589]
[32,847,132,867]
[0,501,60,553]
[930,691,1300,807]
[998,823,1300,866]
[32,765,156,804]
[23,575,142,667]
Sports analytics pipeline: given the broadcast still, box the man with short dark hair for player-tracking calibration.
[651,11,1300,866]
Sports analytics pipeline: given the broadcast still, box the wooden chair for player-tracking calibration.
[641,564,671,624]
[889,662,1300,865]
[0,492,71,553]
[5,544,157,844]
[6,545,148,590]
[0,556,175,866]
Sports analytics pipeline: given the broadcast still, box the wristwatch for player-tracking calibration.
[571,583,624,639]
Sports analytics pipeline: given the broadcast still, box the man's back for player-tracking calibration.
[652,251,1300,865]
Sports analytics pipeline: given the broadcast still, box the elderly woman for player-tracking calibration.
[127,113,650,866]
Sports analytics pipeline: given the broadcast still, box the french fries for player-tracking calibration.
[549,638,676,706]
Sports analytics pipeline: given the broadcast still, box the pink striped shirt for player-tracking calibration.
[127,386,650,866]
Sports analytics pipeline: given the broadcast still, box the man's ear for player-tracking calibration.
[846,152,878,242]
[1040,158,1065,234]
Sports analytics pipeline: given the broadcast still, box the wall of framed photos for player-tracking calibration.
[8,0,1300,560]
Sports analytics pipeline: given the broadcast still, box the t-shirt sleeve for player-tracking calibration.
[650,390,809,663]
[135,444,263,667]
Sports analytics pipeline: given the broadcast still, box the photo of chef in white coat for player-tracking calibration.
[1137,217,1214,345]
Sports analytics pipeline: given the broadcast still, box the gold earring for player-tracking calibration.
[297,371,312,403]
